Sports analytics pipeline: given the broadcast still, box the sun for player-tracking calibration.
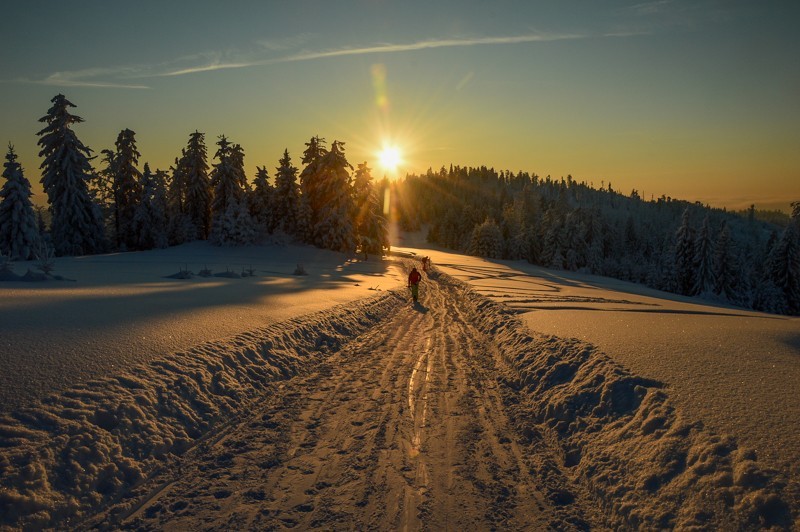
[377,144,403,174]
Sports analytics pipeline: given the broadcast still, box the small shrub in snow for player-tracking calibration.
[34,242,56,276]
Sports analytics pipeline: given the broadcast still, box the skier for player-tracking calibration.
[408,266,422,302]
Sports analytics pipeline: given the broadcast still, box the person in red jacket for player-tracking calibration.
[408,266,422,302]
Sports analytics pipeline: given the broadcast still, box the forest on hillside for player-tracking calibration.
[391,166,800,316]
[0,94,389,267]
[1,94,798,316]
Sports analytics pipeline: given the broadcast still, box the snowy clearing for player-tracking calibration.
[0,239,798,529]
[0,240,403,412]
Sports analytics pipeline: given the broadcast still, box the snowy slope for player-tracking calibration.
[0,240,404,411]
[1,238,798,529]
[395,240,799,527]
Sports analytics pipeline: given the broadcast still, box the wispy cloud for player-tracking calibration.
[14,31,643,87]
[9,66,151,89]
[154,32,592,77]
[629,0,674,15]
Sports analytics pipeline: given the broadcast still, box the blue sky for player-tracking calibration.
[2,0,798,211]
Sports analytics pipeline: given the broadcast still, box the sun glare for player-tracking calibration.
[377,145,402,174]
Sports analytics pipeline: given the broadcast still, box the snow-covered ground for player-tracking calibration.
[0,240,404,412]
[396,243,800,481]
[1,235,798,529]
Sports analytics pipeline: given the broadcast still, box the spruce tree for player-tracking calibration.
[768,222,800,315]
[0,144,40,260]
[166,154,195,245]
[251,165,274,235]
[37,94,106,256]
[692,215,715,296]
[209,136,255,245]
[110,128,142,250]
[673,208,695,295]
[272,149,302,237]
[299,135,328,243]
[132,164,169,249]
[352,162,388,259]
[469,217,503,258]
[183,131,212,239]
[310,140,355,252]
[713,222,739,302]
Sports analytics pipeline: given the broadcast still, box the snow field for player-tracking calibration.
[460,281,794,529]
[0,251,796,529]
[0,288,405,529]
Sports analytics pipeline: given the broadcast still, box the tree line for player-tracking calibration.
[0,94,389,262]
[392,166,800,316]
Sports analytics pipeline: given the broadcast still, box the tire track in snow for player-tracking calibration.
[90,269,583,530]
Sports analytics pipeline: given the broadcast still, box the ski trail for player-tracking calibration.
[90,271,590,530]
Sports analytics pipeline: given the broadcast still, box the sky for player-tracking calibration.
[1,0,798,212]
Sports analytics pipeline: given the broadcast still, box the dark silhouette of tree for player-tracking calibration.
[0,144,40,260]
[36,94,106,256]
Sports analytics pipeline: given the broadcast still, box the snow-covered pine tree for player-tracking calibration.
[93,148,117,236]
[469,217,504,258]
[182,131,212,240]
[250,165,274,236]
[37,94,106,256]
[352,162,388,259]
[673,208,695,295]
[767,221,800,315]
[166,154,195,245]
[0,144,40,260]
[132,164,169,250]
[540,207,565,269]
[713,221,739,302]
[110,128,142,250]
[692,214,715,296]
[299,135,328,244]
[308,140,355,253]
[209,136,256,246]
[272,149,302,237]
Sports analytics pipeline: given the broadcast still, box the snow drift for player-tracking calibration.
[0,289,404,529]
[455,275,795,530]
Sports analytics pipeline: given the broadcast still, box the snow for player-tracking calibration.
[0,240,405,411]
[395,237,799,528]
[1,234,798,529]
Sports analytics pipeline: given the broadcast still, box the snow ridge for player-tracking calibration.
[0,289,404,529]
[456,274,795,530]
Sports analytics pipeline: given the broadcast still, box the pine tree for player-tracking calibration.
[272,149,302,237]
[712,222,738,302]
[37,94,106,256]
[352,162,388,258]
[310,141,355,252]
[93,148,117,235]
[299,135,328,243]
[674,208,695,295]
[768,222,800,314]
[110,128,142,250]
[250,165,274,235]
[692,215,715,296]
[469,217,503,258]
[132,164,169,250]
[166,154,195,245]
[183,131,212,239]
[0,144,40,260]
[209,136,256,245]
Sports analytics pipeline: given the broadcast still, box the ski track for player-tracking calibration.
[85,270,578,530]
[1,265,796,530]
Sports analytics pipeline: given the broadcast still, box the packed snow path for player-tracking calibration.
[90,271,591,530]
[2,266,794,529]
